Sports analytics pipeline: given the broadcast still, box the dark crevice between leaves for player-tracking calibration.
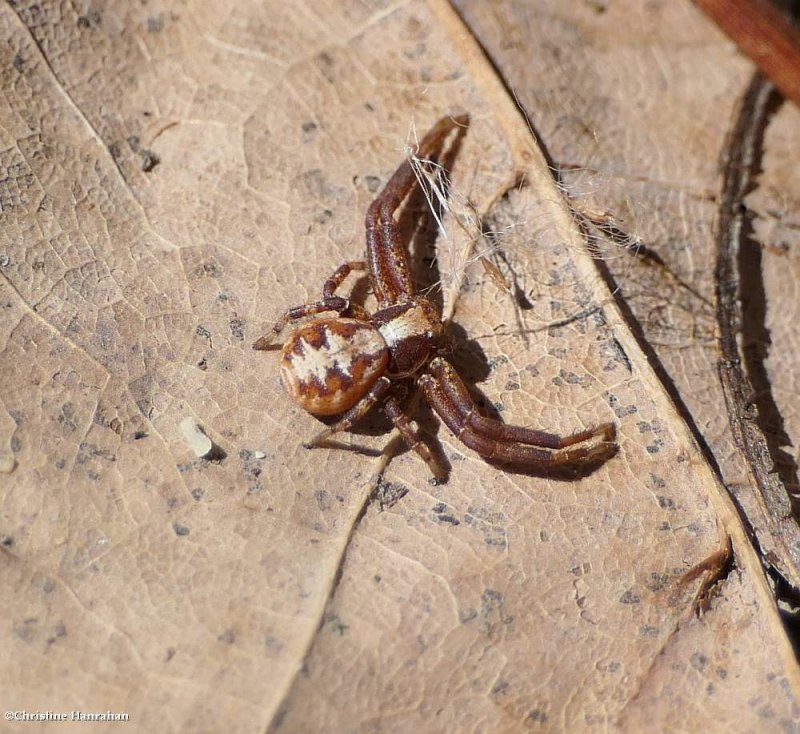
[740,211,800,499]
[578,213,713,309]
[716,72,800,651]
[457,2,742,489]
[457,2,729,483]
[460,3,800,645]
[587,231,729,492]
[770,566,800,660]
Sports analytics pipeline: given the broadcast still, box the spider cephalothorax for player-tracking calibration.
[254,115,617,478]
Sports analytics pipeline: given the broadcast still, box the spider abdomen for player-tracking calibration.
[279,318,389,416]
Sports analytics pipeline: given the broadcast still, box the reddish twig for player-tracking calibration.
[693,0,800,108]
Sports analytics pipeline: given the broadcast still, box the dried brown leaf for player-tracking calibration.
[1,1,798,733]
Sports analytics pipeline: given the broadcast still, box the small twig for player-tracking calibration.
[692,0,800,108]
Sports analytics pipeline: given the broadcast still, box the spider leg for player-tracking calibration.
[252,296,353,350]
[323,261,371,320]
[419,357,616,468]
[384,395,447,480]
[323,261,367,297]
[366,115,469,307]
[305,377,392,447]
[255,262,373,350]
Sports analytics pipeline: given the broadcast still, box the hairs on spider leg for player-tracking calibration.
[406,116,641,339]
[407,147,534,307]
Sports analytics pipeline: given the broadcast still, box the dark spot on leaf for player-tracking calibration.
[527,708,548,724]
[479,589,513,636]
[315,489,332,511]
[198,261,221,278]
[325,613,348,635]
[435,514,460,526]
[315,51,335,82]
[315,208,333,224]
[229,318,244,340]
[141,149,160,172]
[58,402,77,432]
[173,523,190,536]
[239,450,262,494]
[218,629,235,644]
[46,622,67,646]
[14,618,37,643]
[620,589,640,604]
[465,505,507,548]
[376,480,408,510]
[491,680,510,696]
[645,572,669,592]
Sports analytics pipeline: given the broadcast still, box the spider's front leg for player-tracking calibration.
[419,357,617,469]
[365,114,469,307]
[253,261,369,350]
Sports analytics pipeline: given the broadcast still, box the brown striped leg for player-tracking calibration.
[324,261,370,320]
[366,115,469,307]
[252,296,352,350]
[419,357,616,468]
[305,377,392,447]
[254,262,371,350]
[429,357,615,448]
[384,396,447,480]
[323,261,367,297]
